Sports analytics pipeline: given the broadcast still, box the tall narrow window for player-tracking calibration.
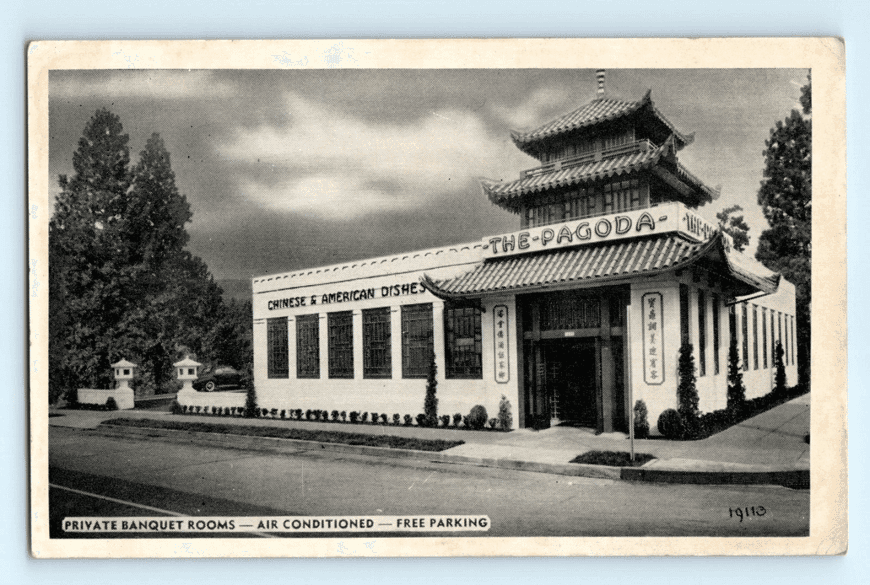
[697,290,706,376]
[402,303,433,378]
[784,313,790,366]
[741,304,749,371]
[679,284,690,347]
[267,317,289,378]
[778,312,783,362]
[296,314,320,378]
[762,307,768,368]
[712,293,721,375]
[791,315,796,365]
[328,311,354,379]
[771,309,777,367]
[362,307,391,379]
[445,304,482,379]
[729,305,737,364]
[752,304,759,370]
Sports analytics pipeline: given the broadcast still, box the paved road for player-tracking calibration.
[48,427,809,538]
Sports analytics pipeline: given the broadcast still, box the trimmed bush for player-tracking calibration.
[331,410,339,421]
[497,395,513,431]
[774,341,787,394]
[677,343,699,421]
[403,414,413,426]
[341,411,347,422]
[462,415,469,428]
[380,414,388,425]
[270,408,278,418]
[657,408,685,439]
[195,405,202,414]
[305,409,313,421]
[633,400,650,439]
[453,413,463,427]
[105,397,119,411]
[349,411,359,423]
[415,413,428,427]
[371,412,379,425]
[280,409,286,419]
[243,386,258,418]
[393,413,401,425]
[182,405,189,414]
[171,400,183,415]
[440,414,450,427]
[361,412,369,423]
[467,405,488,430]
[727,335,746,412]
[423,352,438,427]
[488,418,498,429]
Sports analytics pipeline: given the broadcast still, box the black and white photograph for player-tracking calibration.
[28,39,846,557]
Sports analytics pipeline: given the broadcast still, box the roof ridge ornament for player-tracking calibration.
[596,69,606,97]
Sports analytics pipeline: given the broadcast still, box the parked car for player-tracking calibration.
[193,365,242,392]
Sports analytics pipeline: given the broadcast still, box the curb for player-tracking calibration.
[91,423,805,488]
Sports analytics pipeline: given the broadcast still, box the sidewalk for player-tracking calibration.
[49,393,809,487]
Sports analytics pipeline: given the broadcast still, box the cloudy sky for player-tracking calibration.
[49,68,809,284]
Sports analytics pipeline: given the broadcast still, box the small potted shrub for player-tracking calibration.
[403,414,413,426]
[453,413,463,427]
[393,413,401,425]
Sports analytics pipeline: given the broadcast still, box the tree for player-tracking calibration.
[726,335,746,411]
[755,72,812,387]
[676,343,699,421]
[49,110,248,403]
[423,352,438,427]
[774,341,787,394]
[716,204,750,252]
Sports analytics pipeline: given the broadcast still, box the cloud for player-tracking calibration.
[50,70,237,101]
[489,86,572,129]
[217,94,531,220]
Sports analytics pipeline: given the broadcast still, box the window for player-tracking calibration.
[679,284,690,347]
[402,303,433,378]
[712,293,720,375]
[267,317,289,378]
[762,307,768,368]
[445,304,482,379]
[729,305,737,364]
[328,311,354,379]
[771,310,776,368]
[363,307,391,378]
[296,314,320,378]
[698,290,706,376]
[741,304,749,372]
[778,312,783,362]
[791,315,796,364]
[752,304,759,370]
[540,291,600,331]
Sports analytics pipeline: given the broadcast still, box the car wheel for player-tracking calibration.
[204,381,216,392]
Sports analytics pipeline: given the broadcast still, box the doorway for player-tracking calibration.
[542,339,598,427]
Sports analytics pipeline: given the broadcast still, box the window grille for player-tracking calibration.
[328,311,354,379]
[445,305,482,379]
[296,314,320,378]
[267,317,289,378]
[363,307,391,378]
[401,303,433,378]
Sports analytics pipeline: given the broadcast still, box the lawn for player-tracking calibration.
[101,417,465,452]
[570,450,656,467]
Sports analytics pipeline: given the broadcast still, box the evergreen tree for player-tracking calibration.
[726,335,746,411]
[243,385,258,418]
[676,343,699,421]
[716,204,750,252]
[423,352,438,427]
[774,341,787,394]
[756,72,812,387]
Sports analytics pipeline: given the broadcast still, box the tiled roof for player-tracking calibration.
[510,90,692,152]
[425,235,712,296]
[482,145,664,202]
[422,234,780,298]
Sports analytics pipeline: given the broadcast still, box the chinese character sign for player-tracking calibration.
[493,305,510,384]
[641,293,664,385]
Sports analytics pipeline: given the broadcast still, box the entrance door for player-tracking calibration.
[544,340,598,427]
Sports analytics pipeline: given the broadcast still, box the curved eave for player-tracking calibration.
[511,90,692,156]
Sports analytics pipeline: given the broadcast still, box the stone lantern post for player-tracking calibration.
[109,358,137,409]
[174,356,202,396]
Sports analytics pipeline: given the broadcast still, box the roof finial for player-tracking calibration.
[596,69,606,97]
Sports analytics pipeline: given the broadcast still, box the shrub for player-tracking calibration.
[380,413,388,425]
[212,406,218,415]
[497,395,513,431]
[349,411,359,423]
[657,408,685,439]
[467,405,488,430]
[416,413,428,427]
[453,413,463,427]
[270,408,278,418]
[341,411,347,422]
[171,400,183,415]
[423,351,438,427]
[677,343,699,421]
[393,413,401,425]
[727,335,746,412]
[181,404,188,414]
[774,341,787,394]
[633,400,650,439]
[105,397,119,411]
[331,410,339,421]
[361,412,369,423]
[404,414,413,426]
[244,386,258,418]
[371,412,379,425]
[195,405,202,414]
[488,418,498,429]
[462,415,469,428]
[305,409,313,421]
[280,409,286,419]
[440,414,450,427]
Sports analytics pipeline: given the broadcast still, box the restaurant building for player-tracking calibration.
[251,79,798,432]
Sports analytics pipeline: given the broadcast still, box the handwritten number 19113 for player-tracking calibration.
[729,506,766,522]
